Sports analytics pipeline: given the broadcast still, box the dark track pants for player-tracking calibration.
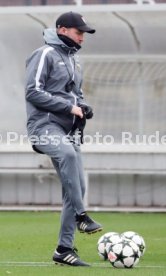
[34,124,86,248]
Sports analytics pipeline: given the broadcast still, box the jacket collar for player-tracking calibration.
[43,28,80,55]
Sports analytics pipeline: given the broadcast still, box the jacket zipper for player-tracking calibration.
[69,53,77,126]
[68,52,77,134]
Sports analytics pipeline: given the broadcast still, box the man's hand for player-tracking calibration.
[71,105,83,118]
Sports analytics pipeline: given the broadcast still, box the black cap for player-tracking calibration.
[56,11,95,34]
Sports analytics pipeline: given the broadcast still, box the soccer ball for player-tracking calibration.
[121,231,146,257]
[97,232,121,260]
[107,238,140,268]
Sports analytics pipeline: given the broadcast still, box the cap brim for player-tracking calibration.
[77,25,96,34]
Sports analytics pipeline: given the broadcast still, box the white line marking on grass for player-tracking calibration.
[0,262,166,269]
[152,238,166,241]
[0,262,53,267]
[92,263,166,268]
[0,262,53,264]
[137,266,166,269]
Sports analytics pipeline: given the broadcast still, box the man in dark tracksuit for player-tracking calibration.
[25,11,102,266]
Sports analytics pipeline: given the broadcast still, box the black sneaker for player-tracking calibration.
[53,248,90,266]
[76,213,103,234]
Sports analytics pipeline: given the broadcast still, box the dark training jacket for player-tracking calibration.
[25,28,87,137]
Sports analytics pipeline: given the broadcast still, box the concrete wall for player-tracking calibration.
[0,145,166,208]
[1,172,166,207]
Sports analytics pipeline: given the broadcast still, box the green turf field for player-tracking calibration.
[0,211,165,276]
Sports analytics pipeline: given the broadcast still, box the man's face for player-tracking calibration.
[59,27,84,45]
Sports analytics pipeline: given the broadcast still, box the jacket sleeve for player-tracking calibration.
[25,47,73,114]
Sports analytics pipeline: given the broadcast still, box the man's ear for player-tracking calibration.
[58,27,68,35]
